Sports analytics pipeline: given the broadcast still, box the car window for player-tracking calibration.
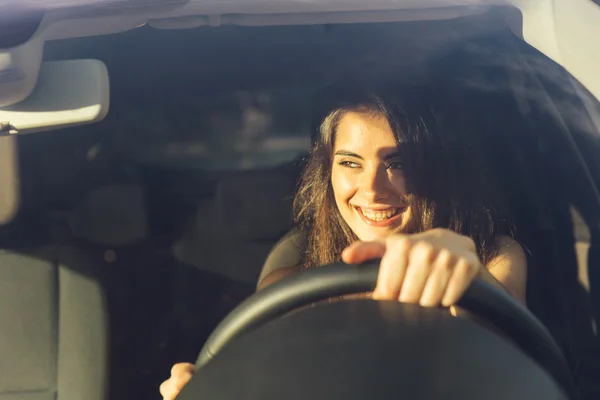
[104,87,313,171]
[4,8,600,400]
[40,21,475,171]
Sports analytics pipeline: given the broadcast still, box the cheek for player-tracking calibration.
[331,167,357,203]
[390,173,408,195]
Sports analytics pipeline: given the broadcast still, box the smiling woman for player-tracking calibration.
[294,85,516,271]
[161,82,531,399]
[331,111,412,237]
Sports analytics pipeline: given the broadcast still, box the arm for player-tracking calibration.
[450,235,527,320]
[480,235,528,305]
[342,229,527,307]
[257,266,299,291]
[258,234,528,305]
[256,230,306,291]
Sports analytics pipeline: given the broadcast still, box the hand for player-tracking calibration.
[160,363,194,400]
[341,228,482,307]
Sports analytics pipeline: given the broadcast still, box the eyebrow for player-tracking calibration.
[334,150,402,161]
[334,150,363,159]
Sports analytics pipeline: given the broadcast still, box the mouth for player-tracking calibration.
[354,206,406,227]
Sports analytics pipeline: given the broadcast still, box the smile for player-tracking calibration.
[354,206,405,227]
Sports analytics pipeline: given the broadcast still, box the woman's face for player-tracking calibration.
[331,111,412,241]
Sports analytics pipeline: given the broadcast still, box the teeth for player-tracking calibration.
[360,208,398,221]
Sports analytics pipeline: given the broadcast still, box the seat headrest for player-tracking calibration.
[172,167,298,283]
[69,184,148,246]
[187,167,297,241]
[214,169,295,241]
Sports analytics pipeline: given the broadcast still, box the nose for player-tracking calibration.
[359,164,389,201]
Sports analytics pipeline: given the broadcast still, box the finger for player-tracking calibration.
[173,371,194,393]
[398,242,436,303]
[173,376,193,395]
[341,240,386,264]
[441,258,480,307]
[372,237,410,300]
[171,363,194,377]
[419,250,454,307]
[160,380,174,400]
[163,363,194,400]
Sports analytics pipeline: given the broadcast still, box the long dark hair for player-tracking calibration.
[294,84,514,269]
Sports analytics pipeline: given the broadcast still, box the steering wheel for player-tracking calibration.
[195,261,575,398]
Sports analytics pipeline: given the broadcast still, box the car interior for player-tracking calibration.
[1,3,600,400]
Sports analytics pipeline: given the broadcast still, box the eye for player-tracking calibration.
[338,160,361,169]
[386,161,405,170]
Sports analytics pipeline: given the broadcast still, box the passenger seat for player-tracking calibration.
[68,183,175,400]
[0,145,109,400]
[173,164,299,285]
[170,163,299,355]
[0,247,109,400]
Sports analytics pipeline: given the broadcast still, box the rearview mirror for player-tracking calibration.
[0,59,109,135]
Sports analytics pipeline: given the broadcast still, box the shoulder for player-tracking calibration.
[257,266,300,291]
[487,236,528,270]
[485,235,528,303]
[257,229,307,290]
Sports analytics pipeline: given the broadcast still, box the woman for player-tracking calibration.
[160,85,528,400]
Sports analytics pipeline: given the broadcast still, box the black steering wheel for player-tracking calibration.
[195,261,575,398]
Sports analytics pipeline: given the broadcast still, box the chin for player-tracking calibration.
[355,228,396,242]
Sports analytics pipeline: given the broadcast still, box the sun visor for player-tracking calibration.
[0,59,110,135]
[0,34,43,107]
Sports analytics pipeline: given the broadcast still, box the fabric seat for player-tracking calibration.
[0,133,109,400]
[0,246,108,400]
[170,164,300,355]
[173,163,300,285]
[67,183,176,400]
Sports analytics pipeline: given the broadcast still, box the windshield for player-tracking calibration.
[1,4,599,400]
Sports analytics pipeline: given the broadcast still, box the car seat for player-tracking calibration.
[0,137,109,400]
[170,162,300,355]
[68,183,178,400]
[173,162,300,285]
